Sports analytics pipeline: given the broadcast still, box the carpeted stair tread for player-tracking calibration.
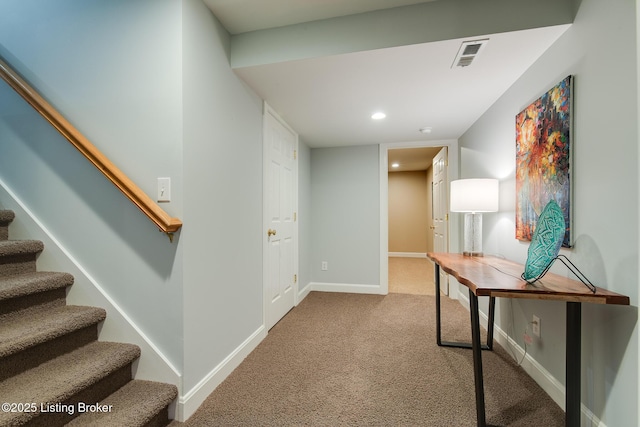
[0,341,141,426]
[0,305,106,358]
[0,210,15,224]
[68,380,178,426]
[0,211,178,424]
[0,271,74,301]
[0,239,44,256]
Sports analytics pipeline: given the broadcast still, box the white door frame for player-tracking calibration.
[263,102,299,329]
[379,140,461,298]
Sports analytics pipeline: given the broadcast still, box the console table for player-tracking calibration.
[427,252,629,427]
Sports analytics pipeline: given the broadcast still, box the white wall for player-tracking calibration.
[459,0,638,424]
[181,0,264,413]
[310,145,380,290]
[0,0,184,371]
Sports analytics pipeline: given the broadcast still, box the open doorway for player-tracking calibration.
[387,147,440,296]
[379,141,459,299]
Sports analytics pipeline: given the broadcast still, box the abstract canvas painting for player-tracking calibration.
[516,76,572,247]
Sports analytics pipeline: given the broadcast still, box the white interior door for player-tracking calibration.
[432,147,449,295]
[264,105,297,330]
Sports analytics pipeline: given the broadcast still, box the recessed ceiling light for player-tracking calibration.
[419,127,432,134]
[371,112,386,120]
[391,163,400,168]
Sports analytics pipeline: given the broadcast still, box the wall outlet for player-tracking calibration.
[532,315,541,337]
[321,261,328,271]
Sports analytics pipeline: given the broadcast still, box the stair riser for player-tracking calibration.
[0,287,67,317]
[0,209,177,426]
[0,210,15,239]
[144,406,171,427]
[18,364,133,427]
[0,254,38,276]
[0,326,98,382]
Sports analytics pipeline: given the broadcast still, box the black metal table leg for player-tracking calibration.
[485,296,496,351]
[434,263,495,350]
[433,261,491,426]
[469,289,487,427]
[435,264,443,346]
[566,302,581,427]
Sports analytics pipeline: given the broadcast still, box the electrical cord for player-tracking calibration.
[471,254,530,282]
[468,254,532,366]
[507,299,528,367]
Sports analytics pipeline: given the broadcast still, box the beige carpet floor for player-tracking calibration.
[184,292,564,426]
[388,256,435,295]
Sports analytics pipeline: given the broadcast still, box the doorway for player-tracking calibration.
[387,147,439,295]
[263,103,299,330]
[379,141,459,298]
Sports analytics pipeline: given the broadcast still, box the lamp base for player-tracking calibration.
[463,213,483,257]
[463,251,484,257]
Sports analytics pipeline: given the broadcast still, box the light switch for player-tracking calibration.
[157,177,171,202]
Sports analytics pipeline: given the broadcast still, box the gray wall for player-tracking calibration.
[298,140,312,291]
[0,0,267,406]
[310,145,380,286]
[459,0,638,423]
[0,0,185,370]
[181,0,264,394]
[3,0,636,423]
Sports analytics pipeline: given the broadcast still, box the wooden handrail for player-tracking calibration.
[0,58,182,237]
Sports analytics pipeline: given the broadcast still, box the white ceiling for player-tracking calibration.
[204,0,571,148]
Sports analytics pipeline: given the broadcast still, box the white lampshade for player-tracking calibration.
[450,179,499,213]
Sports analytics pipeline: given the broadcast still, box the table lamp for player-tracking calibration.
[450,178,499,256]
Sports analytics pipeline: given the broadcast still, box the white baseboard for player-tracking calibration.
[496,326,566,409]
[580,404,607,427]
[297,281,312,303]
[311,282,384,295]
[456,293,607,427]
[389,252,427,258]
[457,293,565,407]
[178,325,266,421]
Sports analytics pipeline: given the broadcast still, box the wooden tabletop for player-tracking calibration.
[427,253,629,305]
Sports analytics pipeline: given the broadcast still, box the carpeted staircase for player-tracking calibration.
[0,209,178,426]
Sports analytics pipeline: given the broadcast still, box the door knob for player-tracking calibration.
[267,228,277,237]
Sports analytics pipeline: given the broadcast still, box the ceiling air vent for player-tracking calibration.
[452,39,489,68]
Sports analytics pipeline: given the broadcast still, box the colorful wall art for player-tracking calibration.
[516,76,572,247]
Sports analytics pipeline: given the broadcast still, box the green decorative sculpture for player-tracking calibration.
[522,200,565,281]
